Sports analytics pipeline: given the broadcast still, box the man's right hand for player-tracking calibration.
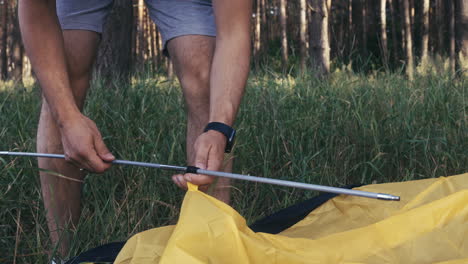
[60,113,115,173]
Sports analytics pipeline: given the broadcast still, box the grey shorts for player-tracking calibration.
[56,0,216,50]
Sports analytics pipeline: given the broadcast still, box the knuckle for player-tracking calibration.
[70,153,81,161]
[93,166,104,174]
[76,149,87,158]
[94,164,107,173]
[97,162,111,173]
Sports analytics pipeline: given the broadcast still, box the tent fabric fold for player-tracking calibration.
[114,173,468,264]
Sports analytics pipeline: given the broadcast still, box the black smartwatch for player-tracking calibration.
[204,122,236,153]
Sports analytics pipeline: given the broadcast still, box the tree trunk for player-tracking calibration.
[402,0,414,79]
[131,0,138,67]
[253,0,261,58]
[299,0,307,72]
[279,0,288,64]
[8,0,22,81]
[449,0,456,73]
[260,0,267,48]
[361,0,368,60]
[167,59,173,79]
[95,0,133,80]
[137,0,145,65]
[380,0,388,68]
[11,30,23,81]
[347,0,354,63]
[436,0,444,55]
[409,0,414,31]
[309,0,331,76]
[420,0,430,67]
[150,20,157,70]
[334,2,345,61]
[0,0,8,80]
[389,0,399,66]
[157,30,163,65]
[22,52,32,84]
[143,6,149,61]
[399,0,406,53]
[455,0,468,75]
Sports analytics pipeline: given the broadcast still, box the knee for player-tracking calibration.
[178,64,211,116]
[179,63,210,96]
[67,63,92,84]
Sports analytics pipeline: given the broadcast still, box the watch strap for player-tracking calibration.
[203,122,236,153]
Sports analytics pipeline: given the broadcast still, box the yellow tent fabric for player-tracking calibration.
[115,173,468,264]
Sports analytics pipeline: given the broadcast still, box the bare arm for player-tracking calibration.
[183,0,252,186]
[19,0,78,122]
[19,0,114,172]
[209,0,252,126]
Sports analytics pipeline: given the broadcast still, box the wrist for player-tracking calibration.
[204,122,236,153]
[209,104,235,126]
[56,107,82,129]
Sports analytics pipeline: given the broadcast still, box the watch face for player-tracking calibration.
[226,129,236,153]
[228,129,236,143]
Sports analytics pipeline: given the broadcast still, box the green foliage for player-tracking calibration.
[0,70,466,262]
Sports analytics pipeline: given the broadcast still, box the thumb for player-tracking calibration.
[194,143,209,170]
[94,135,115,162]
[184,147,208,182]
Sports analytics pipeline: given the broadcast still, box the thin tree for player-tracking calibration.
[380,0,388,68]
[254,0,261,58]
[22,49,32,83]
[279,0,288,64]
[409,0,414,31]
[299,0,308,72]
[309,0,331,76]
[361,0,368,60]
[144,7,151,61]
[0,0,8,80]
[456,0,468,75]
[420,0,430,67]
[389,0,399,66]
[261,0,267,47]
[347,0,354,62]
[137,0,145,65]
[150,20,157,70]
[333,2,345,61]
[449,0,456,73]
[402,0,414,79]
[157,29,163,65]
[95,0,133,80]
[436,0,444,55]
[143,7,151,60]
[7,0,22,81]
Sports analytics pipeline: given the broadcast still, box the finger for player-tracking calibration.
[172,174,182,188]
[184,173,214,186]
[84,151,111,173]
[185,140,219,185]
[93,134,115,162]
[193,142,209,170]
[64,153,86,170]
[172,174,188,189]
[70,155,95,172]
[206,148,224,172]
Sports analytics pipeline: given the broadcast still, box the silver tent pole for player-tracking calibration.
[0,151,400,201]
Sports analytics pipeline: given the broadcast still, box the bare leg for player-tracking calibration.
[37,30,99,257]
[167,35,232,204]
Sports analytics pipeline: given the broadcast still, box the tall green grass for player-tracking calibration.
[0,70,466,262]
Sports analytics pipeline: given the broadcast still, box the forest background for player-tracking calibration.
[1,0,467,80]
